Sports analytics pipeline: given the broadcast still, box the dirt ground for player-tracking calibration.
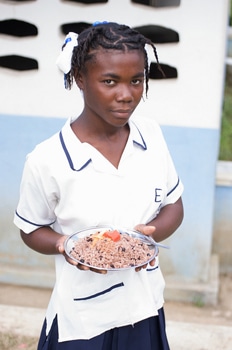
[166,273,232,327]
[0,273,232,327]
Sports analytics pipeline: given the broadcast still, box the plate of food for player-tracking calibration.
[64,226,163,271]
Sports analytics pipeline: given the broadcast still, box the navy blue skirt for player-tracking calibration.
[38,308,170,350]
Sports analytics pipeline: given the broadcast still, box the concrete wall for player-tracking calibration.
[213,161,232,274]
[0,0,230,302]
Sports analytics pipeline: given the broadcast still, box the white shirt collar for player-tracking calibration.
[59,118,147,172]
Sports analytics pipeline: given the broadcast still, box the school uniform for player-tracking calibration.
[14,116,183,349]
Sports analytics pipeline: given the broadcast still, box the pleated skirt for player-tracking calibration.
[38,308,170,350]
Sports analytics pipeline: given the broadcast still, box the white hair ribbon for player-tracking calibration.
[145,44,153,69]
[56,32,78,74]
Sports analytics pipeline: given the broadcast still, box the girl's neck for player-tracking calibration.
[71,114,130,169]
[71,113,129,142]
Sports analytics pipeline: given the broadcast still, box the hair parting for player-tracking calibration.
[64,22,164,96]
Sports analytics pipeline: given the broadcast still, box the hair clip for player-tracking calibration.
[92,21,108,27]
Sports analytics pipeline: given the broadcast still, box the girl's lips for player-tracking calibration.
[111,109,132,117]
[113,109,131,113]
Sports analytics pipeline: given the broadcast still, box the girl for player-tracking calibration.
[14,22,184,350]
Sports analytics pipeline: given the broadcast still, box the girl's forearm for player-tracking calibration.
[20,227,66,255]
[148,197,184,242]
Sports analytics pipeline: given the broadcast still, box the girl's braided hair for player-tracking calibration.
[65,22,164,96]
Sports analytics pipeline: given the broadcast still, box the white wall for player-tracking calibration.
[0,0,228,128]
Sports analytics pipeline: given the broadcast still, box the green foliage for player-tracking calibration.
[219,1,232,161]
[192,295,205,308]
[219,83,232,161]
[230,0,232,26]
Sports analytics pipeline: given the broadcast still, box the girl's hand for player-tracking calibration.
[133,224,157,272]
[57,236,107,274]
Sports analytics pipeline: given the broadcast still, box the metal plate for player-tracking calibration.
[64,226,159,271]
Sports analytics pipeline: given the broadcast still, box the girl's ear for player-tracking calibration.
[74,71,84,90]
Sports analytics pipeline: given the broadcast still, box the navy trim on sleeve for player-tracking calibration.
[167,177,180,197]
[15,210,56,228]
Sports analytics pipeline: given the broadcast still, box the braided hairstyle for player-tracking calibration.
[65,22,164,96]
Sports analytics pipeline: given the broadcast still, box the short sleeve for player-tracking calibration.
[14,151,58,234]
[163,149,184,206]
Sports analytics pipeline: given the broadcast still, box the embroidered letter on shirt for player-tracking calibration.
[154,188,162,202]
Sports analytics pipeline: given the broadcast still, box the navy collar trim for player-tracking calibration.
[59,120,147,172]
[59,131,92,171]
[131,121,147,150]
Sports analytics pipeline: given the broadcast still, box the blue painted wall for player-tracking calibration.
[0,114,220,282]
[0,115,65,273]
[161,125,220,280]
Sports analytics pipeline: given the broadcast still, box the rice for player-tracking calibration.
[69,230,155,269]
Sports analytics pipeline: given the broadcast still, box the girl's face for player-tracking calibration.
[77,49,145,128]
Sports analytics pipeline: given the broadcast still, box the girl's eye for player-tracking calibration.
[131,79,143,85]
[104,79,115,86]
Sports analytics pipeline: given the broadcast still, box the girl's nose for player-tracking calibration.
[116,84,133,102]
